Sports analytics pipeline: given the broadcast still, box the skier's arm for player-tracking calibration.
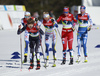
[87,14,93,31]
[39,28,44,35]
[36,23,44,35]
[72,14,77,23]
[21,19,25,26]
[51,18,58,28]
[88,14,93,27]
[72,14,77,31]
[57,16,62,23]
[17,25,26,35]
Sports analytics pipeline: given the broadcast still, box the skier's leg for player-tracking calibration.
[68,31,74,65]
[76,33,82,62]
[52,31,57,67]
[83,33,88,62]
[35,39,40,70]
[24,31,29,63]
[45,34,50,60]
[44,34,50,67]
[52,30,57,60]
[29,41,35,69]
[23,40,29,63]
[61,31,67,65]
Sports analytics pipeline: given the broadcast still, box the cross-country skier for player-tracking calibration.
[57,6,77,65]
[76,5,93,63]
[21,11,35,63]
[42,12,58,67]
[17,18,42,70]
[32,12,44,53]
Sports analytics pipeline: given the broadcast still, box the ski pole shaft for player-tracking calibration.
[91,27,99,30]
[57,28,61,37]
[39,32,45,62]
[20,34,22,69]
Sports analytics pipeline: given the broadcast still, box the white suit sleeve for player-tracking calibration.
[88,14,93,26]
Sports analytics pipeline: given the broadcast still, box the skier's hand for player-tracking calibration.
[18,25,21,29]
[51,18,54,23]
[36,25,40,30]
[72,27,75,31]
[35,18,38,22]
[87,26,91,31]
[73,23,76,26]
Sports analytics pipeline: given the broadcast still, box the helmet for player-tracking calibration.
[43,12,50,18]
[80,5,86,10]
[24,11,31,16]
[63,7,69,14]
[43,14,50,18]
[63,7,69,12]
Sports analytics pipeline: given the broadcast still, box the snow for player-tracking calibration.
[0,25,100,76]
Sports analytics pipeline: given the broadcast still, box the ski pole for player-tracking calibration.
[91,27,99,30]
[57,28,61,37]
[39,33,45,61]
[20,34,22,70]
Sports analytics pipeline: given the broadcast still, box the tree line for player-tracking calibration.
[0,0,81,19]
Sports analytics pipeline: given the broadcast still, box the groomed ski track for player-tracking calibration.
[0,25,100,76]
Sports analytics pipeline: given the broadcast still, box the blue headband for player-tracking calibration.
[80,6,86,9]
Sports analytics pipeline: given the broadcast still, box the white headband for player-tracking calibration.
[24,12,31,16]
[43,14,50,18]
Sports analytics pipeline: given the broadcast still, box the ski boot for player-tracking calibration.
[28,62,34,69]
[36,60,40,70]
[52,59,56,67]
[76,55,81,63]
[84,57,88,63]
[61,59,66,65]
[23,56,27,63]
[52,63,56,67]
[84,60,88,63]
[69,58,73,65]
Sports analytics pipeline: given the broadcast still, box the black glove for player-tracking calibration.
[51,18,54,23]
[35,18,38,22]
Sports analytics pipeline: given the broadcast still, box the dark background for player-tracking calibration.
[0,0,81,19]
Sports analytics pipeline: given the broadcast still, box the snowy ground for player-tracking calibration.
[0,25,100,76]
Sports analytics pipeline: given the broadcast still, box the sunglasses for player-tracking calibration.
[25,16,30,18]
[64,12,68,14]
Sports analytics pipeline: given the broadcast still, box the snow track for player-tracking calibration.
[0,25,100,76]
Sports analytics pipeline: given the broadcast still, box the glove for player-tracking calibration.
[87,26,91,31]
[72,27,75,31]
[35,18,38,22]
[54,24,58,28]
[72,26,75,31]
[51,18,54,23]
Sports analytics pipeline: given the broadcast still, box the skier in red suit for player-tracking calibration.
[57,6,77,65]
